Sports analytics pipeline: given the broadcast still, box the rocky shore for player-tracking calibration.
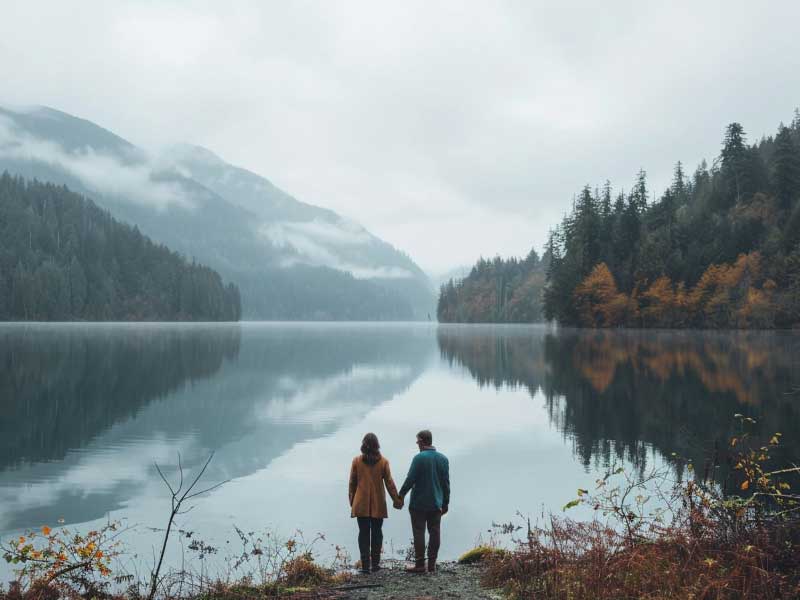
[304,560,502,600]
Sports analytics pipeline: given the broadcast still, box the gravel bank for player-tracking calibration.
[331,560,504,600]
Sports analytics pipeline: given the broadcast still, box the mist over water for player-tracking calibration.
[1,323,798,576]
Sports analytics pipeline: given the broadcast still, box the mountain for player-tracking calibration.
[0,174,241,321]
[163,143,436,317]
[0,105,435,320]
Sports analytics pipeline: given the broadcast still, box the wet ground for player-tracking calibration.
[329,561,503,600]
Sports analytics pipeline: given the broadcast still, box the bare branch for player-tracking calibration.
[177,452,184,496]
[154,462,176,497]
[147,452,225,600]
[180,453,216,503]
[184,479,231,501]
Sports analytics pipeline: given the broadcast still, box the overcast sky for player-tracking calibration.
[2,1,800,273]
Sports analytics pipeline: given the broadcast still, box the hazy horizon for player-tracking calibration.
[2,1,800,273]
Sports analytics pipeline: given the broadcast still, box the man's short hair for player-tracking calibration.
[416,429,433,446]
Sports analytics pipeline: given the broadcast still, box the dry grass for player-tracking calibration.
[484,515,800,599]
[482,416,800,599]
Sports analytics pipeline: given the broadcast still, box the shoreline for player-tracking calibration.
[318,560,501,600]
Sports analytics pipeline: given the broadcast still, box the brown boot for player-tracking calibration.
[371,553,381,572]
[359,555,371,574]
[427,558,437,573]
[405,559,426,573]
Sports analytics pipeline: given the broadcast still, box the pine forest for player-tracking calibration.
[439,112,800,329]
[0,174,242,321]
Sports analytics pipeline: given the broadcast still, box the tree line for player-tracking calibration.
[0,174,242,321]
[441,110,800,328]
[437,249,547,322]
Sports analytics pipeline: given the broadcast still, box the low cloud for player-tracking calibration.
[262,219,414,279]
[346,266,415,279]
[0,113,193,211]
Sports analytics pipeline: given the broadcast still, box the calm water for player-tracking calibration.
[1,322,799,575]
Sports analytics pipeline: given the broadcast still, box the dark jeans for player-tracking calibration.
[410,508,442,563]
[356,517,384,560]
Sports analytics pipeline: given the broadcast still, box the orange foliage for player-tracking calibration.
[737,286,775,328]
[689,252,764,328]
[574,263,636,327]
[574,252,777,329]
[640,276,676,327]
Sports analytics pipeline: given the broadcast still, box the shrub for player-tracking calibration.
[2,521,122,597]
[484,416,800,599]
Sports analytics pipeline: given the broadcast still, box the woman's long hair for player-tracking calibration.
[361,432,381,465]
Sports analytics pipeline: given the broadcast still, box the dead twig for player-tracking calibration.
[147,452,229,600]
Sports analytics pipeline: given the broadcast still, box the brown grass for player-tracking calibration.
[485,516,800,599]
[483,417,800,599]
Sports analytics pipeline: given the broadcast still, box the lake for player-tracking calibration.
[1,322,799,577]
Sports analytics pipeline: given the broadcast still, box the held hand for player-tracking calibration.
[393,498,404,509]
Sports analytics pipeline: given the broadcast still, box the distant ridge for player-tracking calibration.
[0,105,435,320]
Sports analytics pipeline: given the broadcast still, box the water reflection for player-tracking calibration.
[0,324,433,533]
[0,323,241,470]
[437,326,800,482]
[2,323,799,569]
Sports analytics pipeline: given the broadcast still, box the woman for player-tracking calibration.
[348,432,402,573]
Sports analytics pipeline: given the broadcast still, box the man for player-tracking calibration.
[397,429,450,573]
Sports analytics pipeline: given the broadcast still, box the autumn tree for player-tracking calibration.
[640,276,677,328]
[573,263,636,327]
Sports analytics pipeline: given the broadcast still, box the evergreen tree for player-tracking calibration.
[0,175,242,321]
[630,169,649,212]
[444,109,800,329]
[720,122,753,205]
[672,161,687,202]
[68,255,88,317]
[574,186,601,274]
[771,124,800,210]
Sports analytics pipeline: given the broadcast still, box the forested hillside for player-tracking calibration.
[0,107,435,320]
[0,174,241,321]
[437,249,547,322]
[442,111,800,328]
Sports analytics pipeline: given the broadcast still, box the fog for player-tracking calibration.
[2,1,800,272]
[0,114,194,211]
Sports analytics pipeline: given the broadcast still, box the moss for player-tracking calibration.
[457,545,506,564]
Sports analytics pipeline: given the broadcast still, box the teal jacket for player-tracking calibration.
[399,447,450,511]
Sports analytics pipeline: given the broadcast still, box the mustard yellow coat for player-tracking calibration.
[348,455,401,519]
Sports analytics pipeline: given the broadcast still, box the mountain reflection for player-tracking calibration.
[0,324,433,532]
[0,323,242,470]
[437,326,800,480]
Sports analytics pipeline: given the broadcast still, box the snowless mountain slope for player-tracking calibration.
[0,105,435,319]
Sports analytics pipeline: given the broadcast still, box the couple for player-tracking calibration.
[348,430,450,574]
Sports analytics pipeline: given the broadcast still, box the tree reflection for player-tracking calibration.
[0,324,241,469]
[0,324,433,531]
[437,325,800,486]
